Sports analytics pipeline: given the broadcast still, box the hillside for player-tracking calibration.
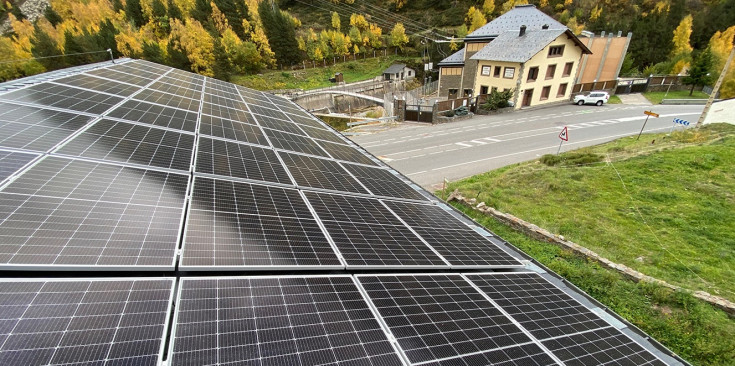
[1,0,733,92]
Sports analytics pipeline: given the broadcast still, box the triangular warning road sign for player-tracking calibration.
[558,126,569,141]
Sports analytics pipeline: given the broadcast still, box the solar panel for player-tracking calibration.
[0,83,124,115]
[263,128,331,157]
[199,114,269,146]
[0,156,187,269]
[279,152,368,194]
[170,276,404,365]
[385,201,524,267]
[297,123,348,144]
[181,178,341,269]
[318,140,379,166]
[466,273,667,365]
[107,100,198,132]
[356,274,549,365]
[150,80,202,99]
[195,137,291,184]
[286,113,331,130]
[109,63,159,80]
[343,164,428,200]
[254,114,306,135]
[249,104,291,121]
[202,103,255,124]
[204,93,248,110]
[56,119,195,171]
[53,74,141,97]
[304,192,446,267]
[0,150,37,183]
[0,278,173,366]
[86,68,152,87]
[133,89,201,112]
[0,102,93,152]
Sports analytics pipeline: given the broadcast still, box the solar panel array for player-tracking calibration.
[0,59,677,365]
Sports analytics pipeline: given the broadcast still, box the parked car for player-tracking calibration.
[573,91,610,106]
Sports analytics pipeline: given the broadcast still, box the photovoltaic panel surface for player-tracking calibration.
[202,103,255,124]
[0,157,187,269]
[356,274,539,365]
[107,100,198,132]
[385,201,523,267]
[263,128,331,157]
[466,273,666,365]
[133,89,200,112]
[318,140,378,166]
[182,178,340,269]
[53,75,141,97]
[255,114,306,135]
[150,80,202,100]
[86,68,151,87]
[0,150,37,183]
[170,276,403,365]
[304,192,445,267]
[56,119,195,171]
[0,102,93,152]
[0,278,174,366]
[297,123,347,144]
[279,152,368,194]
[343,164,428,201]
[195,137,291,184]
[0,84,123,115]
[199,114,269,146]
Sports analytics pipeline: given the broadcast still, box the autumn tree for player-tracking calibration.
[389,23,409,51]
[482,0,495,18]
[169,19,216,76]
[683,47,714,95]
[466,7,486,33]
[501,0,528,14]
[671,15,693,56]
[708,26,735,98]
[331,12,340,31]
[214,0,250,39]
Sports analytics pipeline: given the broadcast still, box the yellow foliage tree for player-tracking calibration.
[671,15,693,56]
[211,2,230,34]
[389,23,409,51]
[566,16,584,35]
[466,6,487,33]
[349,14,369,31]
[169,19,215,76]
[70,0,114,33]
[482,0,495,18]
[390,0,407,10]
[709,26,735,99]
[501,0,528,14]
[115,22,144,57]
[590,5,602,21]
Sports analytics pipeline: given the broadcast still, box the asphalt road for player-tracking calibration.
[351,103,705,190]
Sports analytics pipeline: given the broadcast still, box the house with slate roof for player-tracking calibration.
[382,63,415,81]
[437,4,592,109]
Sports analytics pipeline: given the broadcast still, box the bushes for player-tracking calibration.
[480,88,514,111]
[540,152,603,166]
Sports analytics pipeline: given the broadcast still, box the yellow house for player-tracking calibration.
[471,27,591,109]
[438,4,592,109]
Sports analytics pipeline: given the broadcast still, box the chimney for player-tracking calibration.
[519,25,527,37]
[542,24,549,30]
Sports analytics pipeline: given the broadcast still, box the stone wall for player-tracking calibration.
[447,190,735,316]
[1,0,50,34]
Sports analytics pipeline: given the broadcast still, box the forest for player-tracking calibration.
[0,0,733,96]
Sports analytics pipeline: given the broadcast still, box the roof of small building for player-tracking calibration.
[438,48,465,66]
[466,4,565,40]
[471,29,565,62]
[383,64,408,74]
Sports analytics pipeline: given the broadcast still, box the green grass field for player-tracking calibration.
[644,90,710,104]
[441,124,735,365]
[442,124,735,302]
[231,55,418,91]
[450,203,735,365]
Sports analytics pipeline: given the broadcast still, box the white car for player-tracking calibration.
[574,91,610,106]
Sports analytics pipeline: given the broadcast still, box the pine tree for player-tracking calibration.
[10,3,25,20]
[167,39,191,70]
[151,0,170,35]
[212,37,233,81]
[142,41,166,64]
[683,48,715,95]
[126,0,146,27]
[167,0,183,21]
[191,0,213,25]
[113,0,124,13]
[94,20,120,57]
[258,1,301,66]
[214,0,249,39]
[31,24,63,71]
[43,6,62,26]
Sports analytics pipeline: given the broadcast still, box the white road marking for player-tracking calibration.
[455,142,473,147]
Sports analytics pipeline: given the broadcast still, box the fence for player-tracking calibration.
[282,48,402,71]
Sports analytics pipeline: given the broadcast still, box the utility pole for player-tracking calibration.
[696,35,735,128]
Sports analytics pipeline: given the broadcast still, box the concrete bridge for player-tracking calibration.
[289,89,385,105]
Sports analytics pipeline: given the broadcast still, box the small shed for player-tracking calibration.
[383,64,415,81]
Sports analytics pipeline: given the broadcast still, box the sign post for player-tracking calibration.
[637,111,660,140]
[669,118,690,134]
[557,126,568,155]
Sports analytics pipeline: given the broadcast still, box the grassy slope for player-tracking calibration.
[644,90,710,104]
[231,55,417,91]
[443,124,735,303]
[450,204,735,365]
